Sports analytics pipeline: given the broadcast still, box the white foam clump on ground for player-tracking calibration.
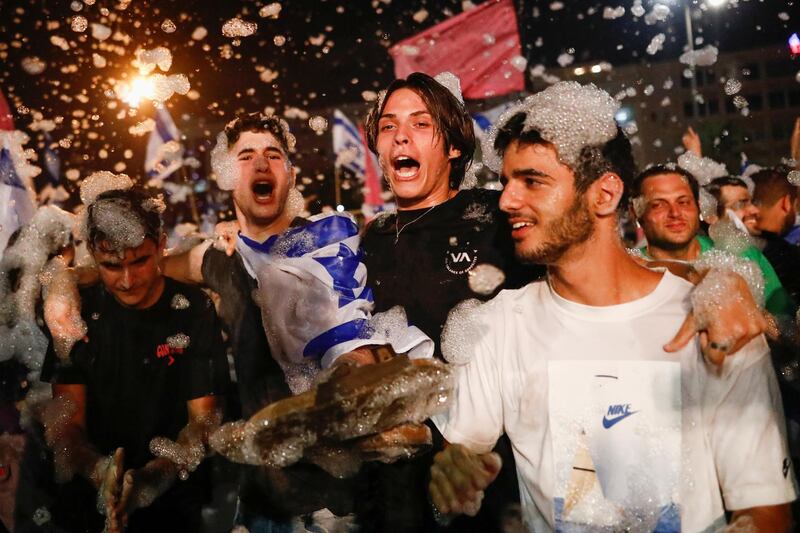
[79,171,133,205]
[222,18,257,38]
[135,47,172,74]
[210,132,238,191]
[483,82,619,173]
[441,299,491,365]
[677,152,727,186]
[679,45,718,67]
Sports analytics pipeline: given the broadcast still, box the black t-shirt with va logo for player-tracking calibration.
[361,188,544,355]
[41,277,229,470]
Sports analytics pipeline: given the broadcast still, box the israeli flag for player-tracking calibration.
[0,147,35,256]
[333,109,376,179]
[145,106,184,182]
[236,212,433,394]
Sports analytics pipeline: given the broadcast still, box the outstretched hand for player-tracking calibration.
[682,126,702,157]
[664,270,771,365]
[429,443,502,517]
[213,220,241,256]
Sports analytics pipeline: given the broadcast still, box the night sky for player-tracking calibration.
[0,0,796,215]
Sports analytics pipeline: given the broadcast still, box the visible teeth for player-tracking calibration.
[397,167,417,177]
[512,222,532,229]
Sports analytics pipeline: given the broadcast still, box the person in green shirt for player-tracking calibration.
[630,164,795,318]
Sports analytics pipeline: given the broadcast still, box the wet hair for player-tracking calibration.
[364,72,476,189]
[630,164,700,204]
[224,112,293,155]
[86,187,163,251]
[493,112,637,209]
[706,175,748,217]
[751,165,796,207]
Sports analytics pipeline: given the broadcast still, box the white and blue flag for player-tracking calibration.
[236,212,433,394]
[145,106,184,182]
[0,144,35,255]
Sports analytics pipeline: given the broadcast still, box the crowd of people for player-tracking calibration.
[1,70,799,533]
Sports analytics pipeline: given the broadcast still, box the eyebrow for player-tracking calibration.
[379,110,432,120]
[237,146,285,157]
[511,168,549,179]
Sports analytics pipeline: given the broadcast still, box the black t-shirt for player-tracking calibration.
[359,188,540,532]
[362,188,543,353]
[40,277,229,531]
[202,242,356,519]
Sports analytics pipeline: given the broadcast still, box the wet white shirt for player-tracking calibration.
[435,271,796,532]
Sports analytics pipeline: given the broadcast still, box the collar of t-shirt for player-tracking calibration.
[543,269,680,322]
[369,189,497,235]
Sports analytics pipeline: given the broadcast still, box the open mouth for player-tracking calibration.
[392,156,420,179]
[252,181,274,200]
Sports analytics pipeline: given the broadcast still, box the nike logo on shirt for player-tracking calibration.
[602,404,638,428]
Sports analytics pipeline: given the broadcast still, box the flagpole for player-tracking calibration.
[334,165,342,208]
[178,165,200,225]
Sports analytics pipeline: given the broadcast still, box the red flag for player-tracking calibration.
[358,123,383,207]
[389,0,524,100]
[0,89,13,131]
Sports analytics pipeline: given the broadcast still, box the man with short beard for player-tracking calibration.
[361,72,773,531]
[632,164,794,318]
[429,82,796,532]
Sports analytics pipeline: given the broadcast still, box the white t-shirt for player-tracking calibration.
[435,271,796,532]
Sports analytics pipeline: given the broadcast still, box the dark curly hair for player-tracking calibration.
[224,112,293,156]
[493,112,637,210]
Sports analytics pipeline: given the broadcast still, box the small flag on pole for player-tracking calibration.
[332,110,385,212]
[145,106,184,182]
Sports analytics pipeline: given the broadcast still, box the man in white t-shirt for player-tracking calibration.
[429,83,797,532]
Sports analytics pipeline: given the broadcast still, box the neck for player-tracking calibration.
[646,236,701,262]
[236,209,294,243]
[130,276,165,310]
[397,188,457,211]
[548,226,662,306]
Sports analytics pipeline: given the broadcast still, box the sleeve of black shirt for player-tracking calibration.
[40,332,90,385]
[181,289,230,402]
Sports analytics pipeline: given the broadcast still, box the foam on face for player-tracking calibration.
[483,82,620,173]
[88,198,147,252]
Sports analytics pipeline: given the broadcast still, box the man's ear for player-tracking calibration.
[591,172,624,216]
[780,194,793,215]
[447,146,461,161]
